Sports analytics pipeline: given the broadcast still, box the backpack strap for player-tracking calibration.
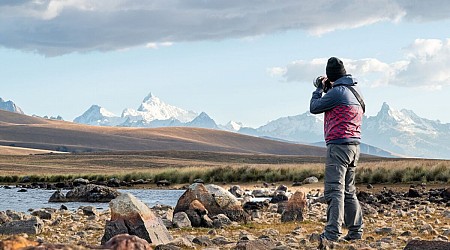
[344,85,366,113]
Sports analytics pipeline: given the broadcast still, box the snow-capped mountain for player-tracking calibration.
[74,93,218,129]
[251,112,323,143]
[240,102,450,159]
[187,112,218,129]
[362,102,450,159]
[72,92,450,158]
[220,121,244,132]
[74,105,125,126]
[0,97,24,114]
[124,93,198,124]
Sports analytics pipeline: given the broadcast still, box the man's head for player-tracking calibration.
[326,57,346,82]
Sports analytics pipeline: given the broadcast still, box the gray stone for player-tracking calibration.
[302,176,319,184]
[213,214,232,228]
[193,235,213,247]
[167,236,195,249]
[48,190,67,202]
[235,239,276,250]
[0,216,43,235]
[101,193,172,245]
[251,189,273,197]
[375,227,395,234]
[229,185,245,198]
[73,178,90,186]
[30,209,53,220]
[66,184,120,202]
[80,206,97,216]
[172,212,192,228]
[211,236,234,245]
[403,240,450,250]
[155,245,181,250]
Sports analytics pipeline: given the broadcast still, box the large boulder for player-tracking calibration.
[281,190,307,222]
[101,193,173,245]
[49,184,120,203]
[0,216,43,235]
[174,183,249,222]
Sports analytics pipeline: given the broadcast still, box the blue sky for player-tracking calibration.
[1,0,450,127]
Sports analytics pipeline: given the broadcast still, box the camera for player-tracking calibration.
[313,76,332,93]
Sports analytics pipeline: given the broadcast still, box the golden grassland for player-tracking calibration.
[0,151,448,185]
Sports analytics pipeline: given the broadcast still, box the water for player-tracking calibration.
[0,187,185,213]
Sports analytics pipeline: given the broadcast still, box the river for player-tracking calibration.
[0,187,185,212]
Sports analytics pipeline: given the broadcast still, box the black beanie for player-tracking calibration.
[326,57,346,82]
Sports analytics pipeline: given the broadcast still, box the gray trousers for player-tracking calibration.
[323,144,363,241]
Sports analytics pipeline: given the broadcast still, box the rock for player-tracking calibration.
[403,240,450,250]
[251,189,272,197]
[407,188,422,198]
[212,214,232,228]
[30,209,53,220]
[107,177,121,187]
[172,212,192,228]
[375,227,395,234]
[235,239,276,250]
[302,176,319,184]
[192,235,213,247]
[156,179,171,187]
[442,187,450,200]
[211,236,233,245]
[48,190,67,202]
[80,206,97,216]
[185,210,202,227]
[276,185,288,192]
[0,236,39,249]
[103,234,153,250]
[367,184,374,189]
[65,184,120,202]
[292,181,302,186]
[193,178,204,184]
[229,185,245,198]
[73,178,90,186]
[174,183,248,222]
[167,236,195,249]
[17,188,27,192]
[270,191,289,203]
[0,216,43,235]
[281,190,307,222]
[101,193,172,245]
[154,245,181,250]
[243,200,269,212]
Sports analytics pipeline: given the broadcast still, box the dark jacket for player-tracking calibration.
[310,75,364,145]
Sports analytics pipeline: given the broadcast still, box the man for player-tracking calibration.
[310,57,364,247]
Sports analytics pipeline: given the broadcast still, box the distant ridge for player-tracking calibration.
[0,109,328,156]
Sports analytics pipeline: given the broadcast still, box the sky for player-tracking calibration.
[1,0,450,127]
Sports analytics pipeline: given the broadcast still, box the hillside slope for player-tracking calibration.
[0,110,326,156]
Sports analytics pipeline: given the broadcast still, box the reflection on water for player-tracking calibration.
[0,187,185,212]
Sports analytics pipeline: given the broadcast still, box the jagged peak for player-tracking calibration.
[142,92,159,103]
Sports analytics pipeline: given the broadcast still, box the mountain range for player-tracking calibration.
[1,94,449,159]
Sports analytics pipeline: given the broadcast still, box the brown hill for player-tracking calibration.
[0,110,326,156]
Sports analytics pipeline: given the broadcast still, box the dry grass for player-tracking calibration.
[0,151,448,185]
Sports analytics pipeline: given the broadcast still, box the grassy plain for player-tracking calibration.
[0,151,448,185]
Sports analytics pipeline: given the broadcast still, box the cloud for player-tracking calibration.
[1,0,450,55]
[145,42,174,49]
[271,39,450,89]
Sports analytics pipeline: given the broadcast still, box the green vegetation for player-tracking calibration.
[0,159,449,185]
